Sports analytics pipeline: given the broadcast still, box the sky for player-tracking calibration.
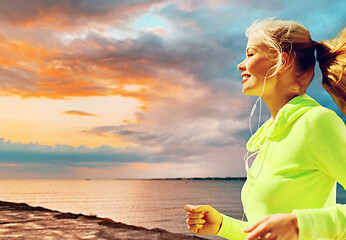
[0,0,345,179]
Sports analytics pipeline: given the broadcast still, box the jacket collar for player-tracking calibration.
[246,94,320,152]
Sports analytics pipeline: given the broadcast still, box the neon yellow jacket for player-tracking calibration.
[216,94,346,240]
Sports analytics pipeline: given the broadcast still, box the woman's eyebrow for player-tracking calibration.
[246,47,256,53]
[246,45,262,53]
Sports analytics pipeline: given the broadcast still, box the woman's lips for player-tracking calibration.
[241,73,251,84]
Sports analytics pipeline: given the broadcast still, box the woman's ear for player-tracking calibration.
[279,52,291,72]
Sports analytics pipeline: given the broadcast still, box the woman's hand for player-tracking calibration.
[184,204,223,235]
[243,213,299,240]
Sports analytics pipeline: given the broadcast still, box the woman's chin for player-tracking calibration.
[242,88,261,97]
[242,87,252,95]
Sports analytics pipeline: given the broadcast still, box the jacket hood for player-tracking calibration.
[247,94,320,152]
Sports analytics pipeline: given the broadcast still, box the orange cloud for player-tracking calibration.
[0,40,57,67]
[123,118,140,124]
[0,40,163,102]
[0,163,19,167]
[63,110,98,117]
[0,25,190,111]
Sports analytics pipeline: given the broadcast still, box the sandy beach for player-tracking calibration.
[0,200,208,240]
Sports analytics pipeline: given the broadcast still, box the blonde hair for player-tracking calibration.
[246,18,346,115]
[316,28,346,115]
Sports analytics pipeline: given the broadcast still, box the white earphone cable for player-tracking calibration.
[239,65,275,239]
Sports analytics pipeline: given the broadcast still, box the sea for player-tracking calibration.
[0,179,345,240]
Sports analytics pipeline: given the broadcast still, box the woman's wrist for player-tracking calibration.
[290,213,299,236]
[216,214,223,234]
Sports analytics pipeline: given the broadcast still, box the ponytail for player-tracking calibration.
[315,27,346,116]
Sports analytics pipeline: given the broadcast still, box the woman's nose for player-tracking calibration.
[237,60,245,72]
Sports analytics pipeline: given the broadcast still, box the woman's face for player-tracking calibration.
[237,33,277,96]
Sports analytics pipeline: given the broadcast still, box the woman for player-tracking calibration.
[185,19,346,240]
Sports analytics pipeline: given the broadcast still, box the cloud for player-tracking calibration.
[0,136,246,177]
[0,137,247,179]
[0,138,144,165]
[0,25,235,106]
[81,83,251,167]
[0,0,248,103]
[0,0,345,179]
[2,0,342,109]
[0,0,168,30]
[63,110,98,117]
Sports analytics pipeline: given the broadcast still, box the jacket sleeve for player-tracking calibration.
[216,214,248,240]
[293,108,346,239]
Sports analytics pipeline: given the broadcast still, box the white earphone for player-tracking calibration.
[239,64,277,239]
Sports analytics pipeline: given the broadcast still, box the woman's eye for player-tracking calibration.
[247,53,254,57]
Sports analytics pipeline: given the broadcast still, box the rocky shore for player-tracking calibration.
[0,201,208,240]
